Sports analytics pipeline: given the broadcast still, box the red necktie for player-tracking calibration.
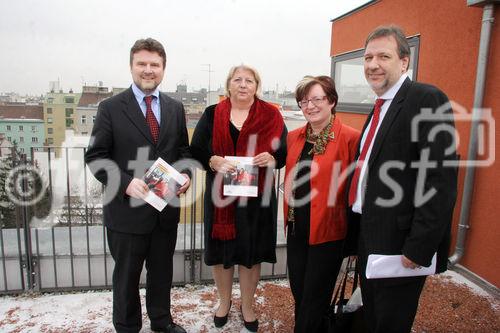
[348,98,385,206]
[144,95,160,144]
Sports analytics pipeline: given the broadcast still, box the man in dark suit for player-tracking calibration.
[85,38,190,333]
[348,26,457,332]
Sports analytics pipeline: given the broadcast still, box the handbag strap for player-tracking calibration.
[332,256,352,313]
[351,257,359,292]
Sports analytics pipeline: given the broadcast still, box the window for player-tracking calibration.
[48,128,53,134]
[47,117,53,124]
[66,118,74,128]
[81,115,87,124]
[20,136,24,143]
[7,137,11,142]
[20,148,24,153]
[182,97,187,101]
[47,138,54,144]
[32,137,38,143]
[82,132,88,135]
[31,125,36,132]
[47,98,54,104]
[19,125,24,131]
[65,108,73,117]
[331,36,419,113]
[6,125,11,131]
[64,97,75,104]
[192,97,198,102]
[47,108,52,114]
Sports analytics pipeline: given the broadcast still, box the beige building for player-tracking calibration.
[43,90,81,152]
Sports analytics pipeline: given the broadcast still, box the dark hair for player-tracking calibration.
[130,38,166,68]
[295,76,338,114]
[365,25,410,60]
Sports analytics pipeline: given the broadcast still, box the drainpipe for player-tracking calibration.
[448,3,495,266]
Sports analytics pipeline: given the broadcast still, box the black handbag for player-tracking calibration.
[325,257,366,333]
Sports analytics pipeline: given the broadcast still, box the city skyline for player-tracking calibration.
[0,0,370,95]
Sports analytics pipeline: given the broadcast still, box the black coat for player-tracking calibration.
[354,78,458,273]
[84,87,191,234]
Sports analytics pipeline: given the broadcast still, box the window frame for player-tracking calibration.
[330,35,420,114]
[64,97,75,104]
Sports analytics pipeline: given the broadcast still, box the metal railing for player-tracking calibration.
[0,147,287,294]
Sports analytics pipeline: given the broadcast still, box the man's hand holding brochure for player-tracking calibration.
[366,253,437,279]
[142,158,188,211]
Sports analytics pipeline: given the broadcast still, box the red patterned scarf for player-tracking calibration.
[211,98,284,240]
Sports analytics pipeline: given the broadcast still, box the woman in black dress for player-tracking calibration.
[190,64,287,332]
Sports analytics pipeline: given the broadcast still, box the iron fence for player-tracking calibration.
[0,147,287,294]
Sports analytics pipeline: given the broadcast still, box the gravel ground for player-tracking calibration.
[0,271,498,332]
[242,273,500,333]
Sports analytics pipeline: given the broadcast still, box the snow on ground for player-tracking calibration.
[0,275,498,332]
[0,280,290,333]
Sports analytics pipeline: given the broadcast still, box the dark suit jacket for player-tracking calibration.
[84,87,191,234]
[355,78,457,273]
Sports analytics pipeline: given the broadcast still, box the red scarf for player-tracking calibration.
[211,98,284,240]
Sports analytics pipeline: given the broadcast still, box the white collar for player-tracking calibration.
[379,73,409,100]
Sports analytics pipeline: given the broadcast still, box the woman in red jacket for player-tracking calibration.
[284,76,360,332]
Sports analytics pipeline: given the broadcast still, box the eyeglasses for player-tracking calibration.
[298,96,327,109]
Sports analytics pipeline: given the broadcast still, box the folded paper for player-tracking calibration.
[366,253,436,279]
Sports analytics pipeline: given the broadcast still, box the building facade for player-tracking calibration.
[0,104,45,158]
[165,84,207,114]
[74,86,112,136]
[43,90,81,149]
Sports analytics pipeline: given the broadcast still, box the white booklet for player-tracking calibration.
[365,253,437,279]
[143,158,187,211]
[223,156,258,197]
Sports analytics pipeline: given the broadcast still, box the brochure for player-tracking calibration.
[223,156,258,197]
[143,158,187,211]
[365,253,437,279]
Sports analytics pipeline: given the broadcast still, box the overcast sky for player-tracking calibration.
[0,0,370,95]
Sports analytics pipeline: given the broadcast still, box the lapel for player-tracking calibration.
[157,92,173,148]
[121,88,156,145]
[368,77,412,166]
[288,126,307,164]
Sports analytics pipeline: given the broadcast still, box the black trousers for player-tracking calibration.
[107,224,178,333]
[358,236,426,333]
[287,228,344,333]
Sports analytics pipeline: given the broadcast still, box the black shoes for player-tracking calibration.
[213,301,258,331]
[241,307,258,332]
[243,317,259,332]
[151,322,187,333]
[214,301,232,328]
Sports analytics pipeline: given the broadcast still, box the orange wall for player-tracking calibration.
[332,0,500,287]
